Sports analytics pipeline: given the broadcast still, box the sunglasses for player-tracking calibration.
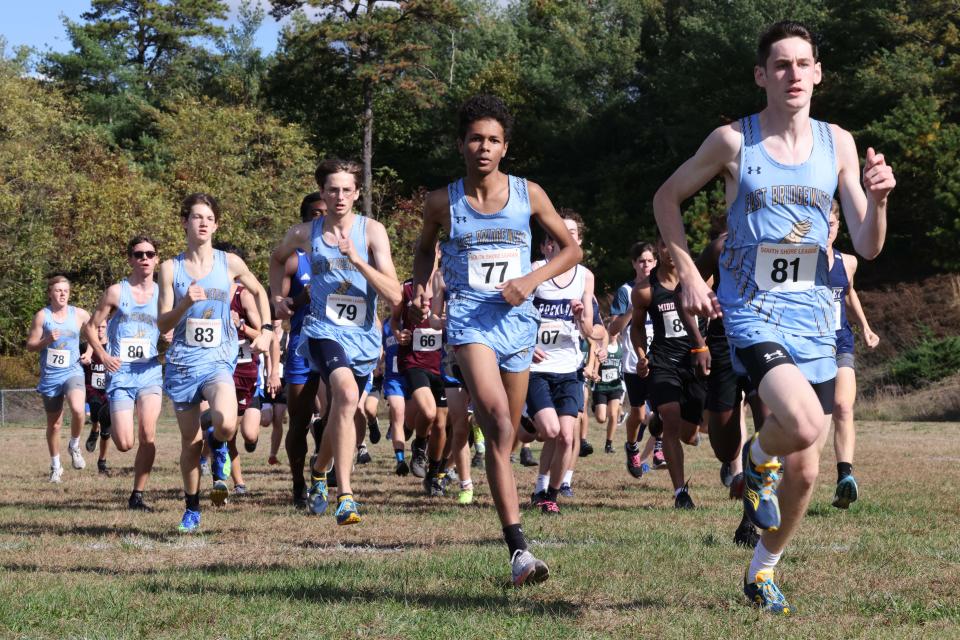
[131,251,157,259]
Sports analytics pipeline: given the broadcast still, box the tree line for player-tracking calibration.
[1,0,957,355]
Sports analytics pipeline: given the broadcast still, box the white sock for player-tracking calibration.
[69,437,80,450]
[51,455,61,469]
[535,474,549,494]
[562,469,573,485]
[460,480,472,491]
[747,540,782,583]
[674,487,685,497]
[750,437,775,466]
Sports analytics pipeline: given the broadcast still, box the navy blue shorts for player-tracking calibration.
[306,338,371,396]
[526,371,583,418]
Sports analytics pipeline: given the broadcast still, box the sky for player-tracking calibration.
[1,0,285,57]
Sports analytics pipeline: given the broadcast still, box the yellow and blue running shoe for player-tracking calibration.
[307,479,329,515]
[743,569,792,615]
[832,475,859,509]
[741,435,781,530]
[205,426,232,481]
[335,494,361,526]
[177,509,201,533]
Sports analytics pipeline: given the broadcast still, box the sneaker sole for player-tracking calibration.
[337,513,361,526]
[514,561,549,587]
[210,481,229,506]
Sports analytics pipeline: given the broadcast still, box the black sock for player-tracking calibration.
[185,492,200,511]
[637,424,647,441]
[837,462,853,483]
[412,436,427,453]
[130,490,143,501]
[503,523,527,557]
[427,458,442,477]
[605,439,612,447]
[626,441,640,452]
[545,487,558,502]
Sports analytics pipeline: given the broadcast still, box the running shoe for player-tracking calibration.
[540,499,561,515]
[444,467,459,483]
[356,444,372,465]
[741,436,781,531]
[519,447,537,467]
[720,461,734,488]
[234,484,247,496]
[177,509,201,534]
[733,518,760,548]
[458,487,474,505]
[211,480,229,506]
[743,569,792,615]
[559,483,574,498]
[471,450,484,468]
[832,475,859,509]
[424,474,446,497]
[68,443,86,470]
[652,439,667,469]
[292,484,308,510]
[395,460,410,476]
[335,494,361,526]
[604,441,614,454]
[367,416,382,444]
[530,490,547,508]
[97,459,111,477]
[410,450,427,478]
[579,439,594,457]
[307,479,329,515]
[199,456,210,477]
[85,428,98,453]
[729,472,745,500]
[49,465,63,484]
[511,549,549,587]
[128,493,154,512]
[674,484,695,509]
[205,427,231,481]
[625,442,645,478]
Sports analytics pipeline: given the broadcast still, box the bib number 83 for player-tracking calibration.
[193,327,215,343]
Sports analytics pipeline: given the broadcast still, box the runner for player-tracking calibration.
[80,320,112,475]
[595,333,625,454]
[826,200,880,509]
[379,320,410,476]
[270,158,401,525]
[261,320,287,466]
[652,21,895,613]
[411,95,582,586]
[159,193,274,532]
[26,276,91,482]
[83,236,163,510]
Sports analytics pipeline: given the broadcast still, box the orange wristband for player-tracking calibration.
[690,346,709,354]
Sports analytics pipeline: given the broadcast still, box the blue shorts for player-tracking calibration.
[383,375,407,398]
[836,327,855,355]
[163,360,235,411]
[727,323,837,385]
[38,375,85,412]
[285,332,311,385]
[446,297,539,373]
[526,371,583,418]
[107,362,163,410]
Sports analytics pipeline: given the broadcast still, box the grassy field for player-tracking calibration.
[0,417,958,639]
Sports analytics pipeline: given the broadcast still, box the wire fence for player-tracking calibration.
[0,388,180,427]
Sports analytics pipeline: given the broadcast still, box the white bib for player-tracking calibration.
[467,248,522,291]
[536,320,570,351]
[391,355,398,375]
[46,348,70,369]
[754,243,818,292]
[662,310,688,339]
[237,339,253,364]
[185,318,222,348]
[412,328,442,352]
[834,300,842,331]
[601,367,618,383]
[91,371,106,390]
[119,337,151,363]
[325,294,366,327]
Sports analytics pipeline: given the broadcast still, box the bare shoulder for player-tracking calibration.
[841,251,859,272]
[424,187,451,221]
[158,259,175,281]
[830,124,857,156]
[704,122,742,157]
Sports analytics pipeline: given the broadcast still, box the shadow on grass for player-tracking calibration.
[0,521,180,542]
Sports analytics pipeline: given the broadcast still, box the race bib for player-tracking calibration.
[237,339,253,364]
[467,248,522,291]
[325,294,366,327]
[834,300,842,331]
[537,320,569,351]
[601,367,618,383]
[754,243,818,292]
[662,310,687,339]
[91,372,106,390]
[413,328,442,352]
[391,356,398,375]
[119,337,151,363]
[46,348,70,369]
[185,318,222,348]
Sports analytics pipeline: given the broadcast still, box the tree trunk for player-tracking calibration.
[362,76,374,218]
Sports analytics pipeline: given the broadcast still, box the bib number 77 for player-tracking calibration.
[468,249,521,291]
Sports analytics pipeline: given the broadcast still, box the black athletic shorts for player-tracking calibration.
[623,372,649,407]
[404,367,445,406]
[591,388,623,411]
[648,363,706,425]
[705,339,754,412]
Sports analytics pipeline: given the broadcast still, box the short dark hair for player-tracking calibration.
[180,193,221,222]
[630,242,655,261]
[756,21,818,67]
[126,235,157,257]
[300,192,325,222]
[458,95,514,142]
[315,158,361,190]
[213,240,247,262]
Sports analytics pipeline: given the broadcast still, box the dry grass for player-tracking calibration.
[0,416,959,638]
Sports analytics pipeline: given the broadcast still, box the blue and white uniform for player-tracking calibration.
[106,280,162,410]
[829,250,856,359]
[612,280,654,408]
[720,113,838,384]
[441,175,540,372]
[163,250,238,408]
[285,248,312,385]
[37,306,84,403]
[381,322,406,398]
[299,216,380,383]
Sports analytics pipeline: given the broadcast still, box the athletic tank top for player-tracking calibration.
[397,279,443,375]
[530,261,585,374]
[39,306,83,382]
[231,284,260,378]
[596,341,624,391]
[107,279,160,369]
[648,269,698,368]
[828,250,852,334]
[300,215,380,371]
[382,321,401,378]
[166,249,237,367]
[289,248,312,335]
[441,175,533,304]
[719,113,837,336]
[83,350,107,400]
